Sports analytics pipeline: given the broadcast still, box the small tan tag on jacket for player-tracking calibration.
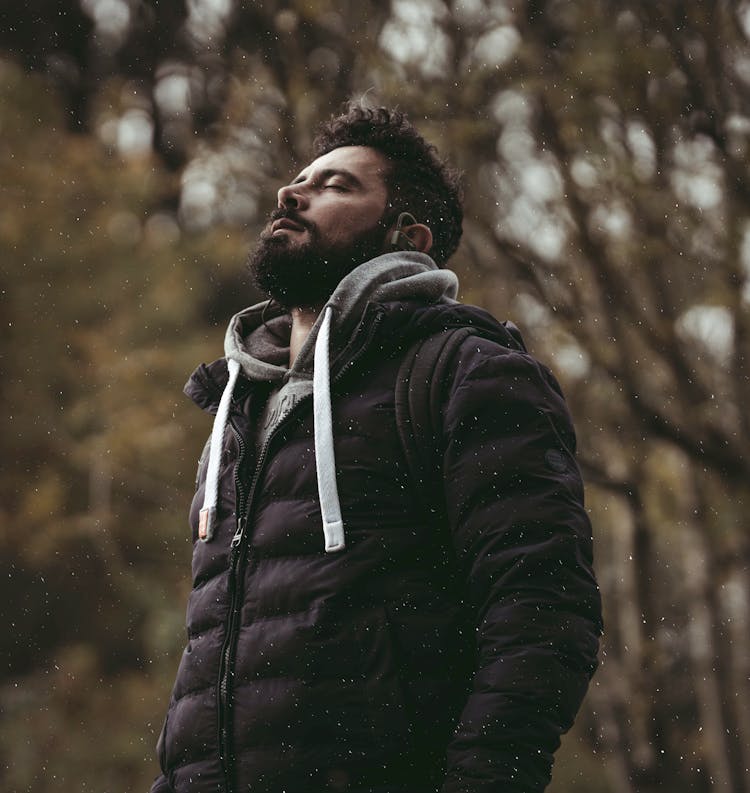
[199,508,210,541]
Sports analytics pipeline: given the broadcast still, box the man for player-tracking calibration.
[151,105,602,793]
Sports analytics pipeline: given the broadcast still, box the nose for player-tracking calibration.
[277,181,309,210]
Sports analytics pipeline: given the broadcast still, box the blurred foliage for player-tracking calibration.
[2,1,750,792]
[0,59,254,792]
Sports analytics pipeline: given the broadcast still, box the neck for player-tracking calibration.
[289,305,323,366]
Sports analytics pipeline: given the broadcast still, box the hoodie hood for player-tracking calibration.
[224,251,458,382]
[197,251,459,546]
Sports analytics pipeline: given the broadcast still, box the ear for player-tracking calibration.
[401,222,433,254]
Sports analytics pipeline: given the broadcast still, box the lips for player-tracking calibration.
[271,217,306,233]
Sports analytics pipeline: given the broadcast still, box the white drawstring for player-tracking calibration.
[199,310,345,552]
[198,358,241,542]
[313,306,346,552]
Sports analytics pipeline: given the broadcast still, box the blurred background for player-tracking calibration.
[1,1,749,791]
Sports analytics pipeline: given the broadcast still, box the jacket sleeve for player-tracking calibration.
[149,713,176,793]
[149,775,175,793]
[440,344,602,793]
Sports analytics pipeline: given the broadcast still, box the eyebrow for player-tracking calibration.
[291,168,364,189]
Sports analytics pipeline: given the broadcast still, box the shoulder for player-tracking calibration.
[443,331,575,446]
[397,301,564,407]
[379,297,567,403]
[183,358,255,414]
[453,336,570,414]
[384,300,575,434]
[380,300,526,349]
[452,335,564,400]
[183,358,230,414]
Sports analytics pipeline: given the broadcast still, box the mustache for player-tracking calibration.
[267,207,311,230]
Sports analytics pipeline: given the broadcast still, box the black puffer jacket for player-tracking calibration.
[151,300,602,793]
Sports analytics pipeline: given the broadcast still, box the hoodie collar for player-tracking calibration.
[224,251,458,382]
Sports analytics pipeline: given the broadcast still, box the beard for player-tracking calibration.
[248,208,389,309]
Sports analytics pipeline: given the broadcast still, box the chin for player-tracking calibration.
[271,233,309,252]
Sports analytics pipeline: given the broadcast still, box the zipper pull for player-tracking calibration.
[231,515,247,548]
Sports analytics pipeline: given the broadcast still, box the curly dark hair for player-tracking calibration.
[312,105,463,265]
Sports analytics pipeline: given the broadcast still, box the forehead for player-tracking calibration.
[295,146,390,187]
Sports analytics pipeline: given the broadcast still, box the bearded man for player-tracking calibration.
[150,105,602,793]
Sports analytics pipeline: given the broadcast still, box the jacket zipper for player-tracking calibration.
[215,307,385,792]
[216,419,248,790]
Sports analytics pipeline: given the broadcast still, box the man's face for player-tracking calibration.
[249,146,391,309]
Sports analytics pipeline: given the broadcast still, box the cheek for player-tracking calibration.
[316,196,387,246]
[320,217,365,247]
[340,209,383,239]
